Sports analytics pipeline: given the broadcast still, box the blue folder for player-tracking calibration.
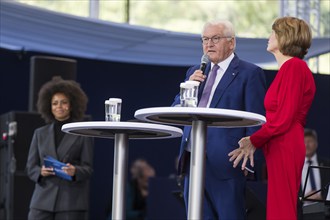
[44,156,72,181]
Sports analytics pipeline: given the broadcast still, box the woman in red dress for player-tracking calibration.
[228,17,316,220]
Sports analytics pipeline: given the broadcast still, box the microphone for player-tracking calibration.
[199,54,209,74]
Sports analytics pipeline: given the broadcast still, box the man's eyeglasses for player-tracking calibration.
[201,35,233,45]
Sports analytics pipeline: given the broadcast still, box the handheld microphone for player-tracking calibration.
[200,54,209,74]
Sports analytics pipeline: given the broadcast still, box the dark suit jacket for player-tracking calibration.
[173,54,266,180]
[26,122,94,212]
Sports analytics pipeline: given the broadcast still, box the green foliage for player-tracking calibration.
[320,0,330,36]
[15,0,329,38]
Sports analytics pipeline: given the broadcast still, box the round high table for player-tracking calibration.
[134,107,266,220]
[62,121,182,220]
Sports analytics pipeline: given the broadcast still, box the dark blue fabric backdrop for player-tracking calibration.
[1,48,329,220]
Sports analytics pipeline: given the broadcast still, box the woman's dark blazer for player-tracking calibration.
[26,122,94,212]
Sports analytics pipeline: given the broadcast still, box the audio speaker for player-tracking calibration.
[0,111,45,220]
[28,56,77,112]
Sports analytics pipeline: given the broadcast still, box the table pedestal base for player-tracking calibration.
[188,120,207,220]
[112,133,129,220]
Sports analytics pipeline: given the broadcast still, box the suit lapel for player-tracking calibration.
[209,56,239,108]
[56,134,77,162]
[45,123,58,160]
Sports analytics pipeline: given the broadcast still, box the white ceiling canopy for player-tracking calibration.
[1,1,329,67]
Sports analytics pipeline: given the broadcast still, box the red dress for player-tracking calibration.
[250,57,316,220]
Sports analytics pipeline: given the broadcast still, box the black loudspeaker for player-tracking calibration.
[28,56,77,112]
[0,111,45,220]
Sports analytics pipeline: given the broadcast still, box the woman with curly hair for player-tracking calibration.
[26,76,94,220]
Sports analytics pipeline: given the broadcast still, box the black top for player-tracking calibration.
[54,118,71,148]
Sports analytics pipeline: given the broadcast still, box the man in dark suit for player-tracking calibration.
[172,20,266,219]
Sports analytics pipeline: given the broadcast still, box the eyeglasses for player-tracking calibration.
[201,35,233,45]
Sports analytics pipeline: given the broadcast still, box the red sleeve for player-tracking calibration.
[250,58,307,148]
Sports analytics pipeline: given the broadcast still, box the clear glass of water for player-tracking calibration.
[180,81,199,107]
[105,100,110,121]
[106,98,122,121]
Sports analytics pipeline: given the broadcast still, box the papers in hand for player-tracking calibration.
[44,156,72,181]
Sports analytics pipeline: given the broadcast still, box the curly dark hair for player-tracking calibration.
[37,76,88,123]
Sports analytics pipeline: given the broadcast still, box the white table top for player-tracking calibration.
[62,121,182,139]
[134,107,266,127]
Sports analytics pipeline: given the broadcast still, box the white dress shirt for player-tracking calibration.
[205,53,234,107]
[301,154,321,199]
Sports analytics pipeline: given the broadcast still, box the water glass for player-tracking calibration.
[180,81,199,107]
[105,98,122,121]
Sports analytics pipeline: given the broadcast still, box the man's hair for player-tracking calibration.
[202,20,236,49]
[272,16,312,59]
[304,128,318,141]
[202,20,235,37]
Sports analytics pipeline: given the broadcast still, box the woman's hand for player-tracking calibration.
[62,163,76,177]
[41,165,55,177]
[228,136,256,170]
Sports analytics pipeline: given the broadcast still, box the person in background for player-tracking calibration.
[106,158,156,220]
[172,19,266,219]
[126,158,156,220]
[229,17,316,220]
[26,76,94,220]
[301,128,330,202]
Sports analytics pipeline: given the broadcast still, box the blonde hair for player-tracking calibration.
[272,16,312,59]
